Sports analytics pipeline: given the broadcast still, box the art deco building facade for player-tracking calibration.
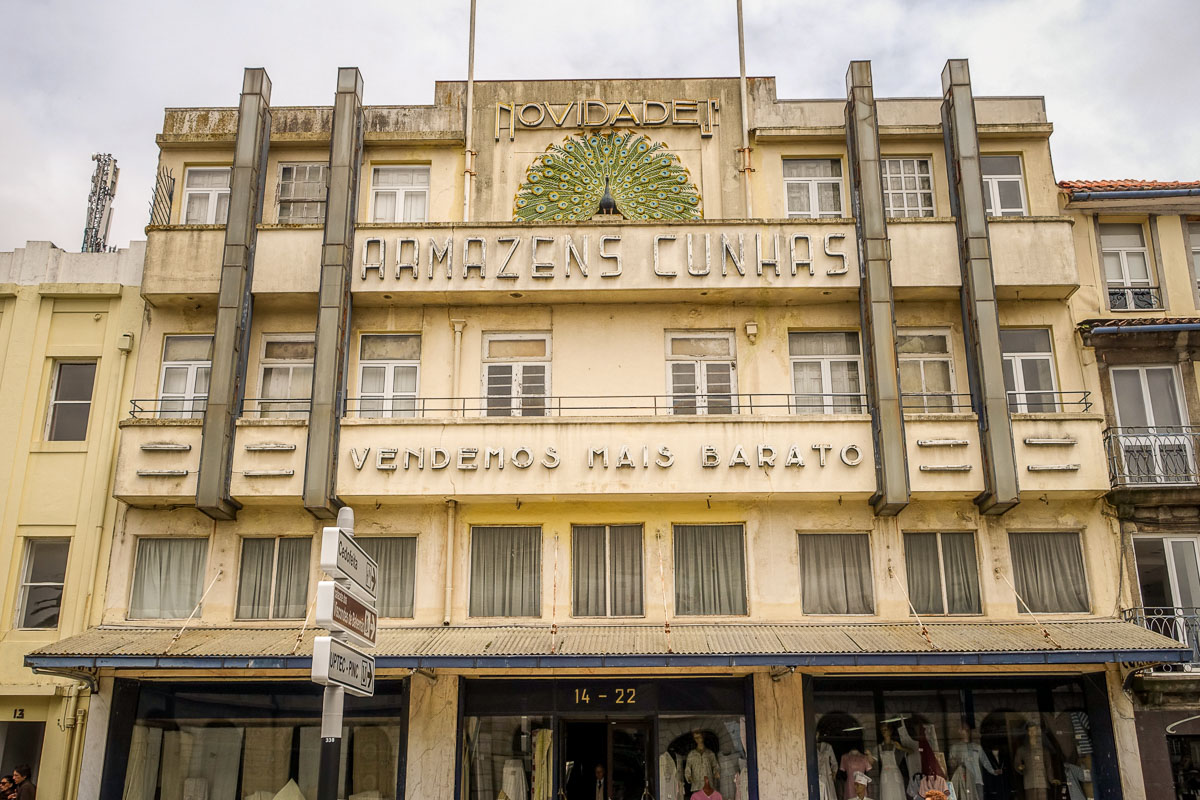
[26,62,1192,800]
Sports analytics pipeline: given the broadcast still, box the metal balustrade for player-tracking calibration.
[1124,607,1200,664]
[1105,427,1200,486]
[1108,285,1164,311]
[1006,390,1093,414]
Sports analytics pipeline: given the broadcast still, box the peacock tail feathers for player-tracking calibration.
[513,131,703,222]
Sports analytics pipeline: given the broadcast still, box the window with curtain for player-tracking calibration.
[1100,222,1158,310]
[236,537,312,620]
[798,533,874,614]
[359,537,417,618]
[1009,532,1090,613]
[789,332,863,414]
[358,334,421,418]
[1000,328,1058,413]
[371,166,430,223]
[129,538,209,619]
[159,335,212,419]
[667,331,737,415]
[902,532,981,615]
[572,524,644,617]
[469,526,541,617]
[674,524,747,615]
[182,167,231,224]
[783,158,844,219]
[897,330,955,412]
[258,335,315,418]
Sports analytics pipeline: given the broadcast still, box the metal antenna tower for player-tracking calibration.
[82,153,119,252]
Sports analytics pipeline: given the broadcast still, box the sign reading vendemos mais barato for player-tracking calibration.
[495,98,720,140]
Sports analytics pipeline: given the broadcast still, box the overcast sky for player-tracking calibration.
[1,0,1196,252]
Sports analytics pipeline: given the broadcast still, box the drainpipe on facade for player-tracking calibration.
[443,499,458,625]
[451,319,466,416]
[736,0,754,218]
[461,0,477,223]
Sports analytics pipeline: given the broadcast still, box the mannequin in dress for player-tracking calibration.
[841,748,876,799]
[817,737,839,800]
[879,724,913,800]
[949,725,1000,800]
[1014,724,1049,800]
[685,731,720,793]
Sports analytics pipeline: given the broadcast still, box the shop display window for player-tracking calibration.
[812,678,1111,800]
[115,681,406,800]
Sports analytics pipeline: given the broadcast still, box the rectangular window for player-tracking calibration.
[903,532,981,615]
[667,331,737,415]
[1009,532,1089,613]
[980,155,1027,216]
[358,334,421,418]
[159,335,212,419]
[1000,328,1058,413]
[572,524,644,617]
[129,538,208,619]
[371,166,430,223]
[674,524,747,615]
[182,167,231,224]
[469,526,541,617]
[16,539,69,629]
[278,162,328,224]
[798,533,874,614]
[898,329,955,411]
[783,159,844,218]
[1100,223,1158,309]
[482,333,549,417]
[881,158,935,217]
[236,537,311,620]
[359,537,417,618]
[258,335,315,418]
[1191,222,1200,294]
[1110,365,1193,483]
[46,361,97,441]
[789,332,863,414]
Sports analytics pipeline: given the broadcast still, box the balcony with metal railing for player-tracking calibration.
[1107,284,1164,311]
[1105,426,1200,487]
[1124,607,1200,666]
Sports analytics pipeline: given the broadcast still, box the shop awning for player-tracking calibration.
[26,619,1190,671]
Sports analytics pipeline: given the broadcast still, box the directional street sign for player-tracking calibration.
[320,525,378,602]
[312,635,376,697]
[316,580,378,649]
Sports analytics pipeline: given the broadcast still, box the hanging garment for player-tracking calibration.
[981,752,1013,800]
[503,759,529,800]
[818,742,839,800]
[841,751,874,799]
[951,766,978,800]
[919,774,950,798]
[685,749,720,791]
[879,748,906,800]
[660,751,684,800]
[689,791,723,800]
[919,728,943,778]
[1062,764,1086,800]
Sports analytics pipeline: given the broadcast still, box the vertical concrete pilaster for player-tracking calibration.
[196,68,272,520]
[940,59,1019,514]
[845,61,910,515]
[304,67,365,518]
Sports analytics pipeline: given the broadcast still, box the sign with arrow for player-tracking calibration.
[316,580,378,649]
[320,525,378,602]
[312,635,375,697]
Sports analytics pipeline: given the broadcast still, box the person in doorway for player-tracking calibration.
[11,766,34,800]
[690,775,722,800]
[593,764,607,800]
[0,776,15,800]
[685,730,720,793]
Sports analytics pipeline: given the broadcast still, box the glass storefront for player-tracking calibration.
[460,678,752,800]
[103,680,407,800]
[810,676,1118,800]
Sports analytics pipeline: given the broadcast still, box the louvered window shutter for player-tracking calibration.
[670,362,699,415]
[485,363,514,417]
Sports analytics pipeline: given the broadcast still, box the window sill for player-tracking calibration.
[145,224,226,232]
[236,417,309,427]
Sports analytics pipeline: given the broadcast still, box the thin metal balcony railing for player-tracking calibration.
[1124,606,1200,664]
[128,398,312,420]
[1006,390,1093,414]
[1108,284,1164,311]
[1105,426,1200,487]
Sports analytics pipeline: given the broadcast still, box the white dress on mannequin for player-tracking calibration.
[817,742,838,800]
[879,747,905,800]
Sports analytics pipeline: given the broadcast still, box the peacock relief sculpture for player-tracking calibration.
[513,131,703,222]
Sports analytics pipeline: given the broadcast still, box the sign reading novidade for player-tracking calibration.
[316,580,378,649]
[494,98,721,141]
[312,635,375,697]
[320,525,378,603]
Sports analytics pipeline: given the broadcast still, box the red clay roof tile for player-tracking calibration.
[1059,179,1200,192]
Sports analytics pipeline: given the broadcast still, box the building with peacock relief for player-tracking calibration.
[24,62,1192,800]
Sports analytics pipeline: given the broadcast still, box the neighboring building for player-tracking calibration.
[1065,179,1200,800]
[27,63,1189,800]
[0,240,144,797]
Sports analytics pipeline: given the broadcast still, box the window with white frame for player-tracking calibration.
[46,361,97,441]
[129,537,209,619]
[1000,328,1058,413]
[358,334,420,418]
[257,335,315,418]
[1009,532,1089,613]
[277,162,328,224]
[881,158,935,217]
[798,533,874,614]
[1190,222,1200,293]
[782,159,843,218]
[182,167,231,224]
[903,532,981,615]
[1100,223,1158,309]
[789,332,863,414]
[236,537,311,620]
[159,335,212,419]
[980,155,1028,216]
[371,166,430,223]
[898,329,955,411]
[469,526,541,617]
[572,524,644,617]
[667,331,737,415]
[359,537,417,618]
[1110,365,1192,484]
[674,524,747,615]
[16,539,69,629]
[482,333,549,417]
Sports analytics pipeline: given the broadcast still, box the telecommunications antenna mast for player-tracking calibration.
[82,153,119,252]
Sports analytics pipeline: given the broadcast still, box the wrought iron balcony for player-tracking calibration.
[1108,284,1164,311]
[1105,426,1200,487]
[1124,607,1200,665]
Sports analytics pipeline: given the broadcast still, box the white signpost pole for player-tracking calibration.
[314,506,378,800]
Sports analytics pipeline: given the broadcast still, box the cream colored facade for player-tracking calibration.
[31,63,1192,800]
[0,241,144,797]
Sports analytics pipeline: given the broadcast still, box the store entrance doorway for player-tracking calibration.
[561,718,653,800]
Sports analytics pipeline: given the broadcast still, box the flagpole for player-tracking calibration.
[462,0,477,223]
[736,0,754,218]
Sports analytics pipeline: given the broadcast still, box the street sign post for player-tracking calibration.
[316,580,378,649]
[312,507,378,800]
